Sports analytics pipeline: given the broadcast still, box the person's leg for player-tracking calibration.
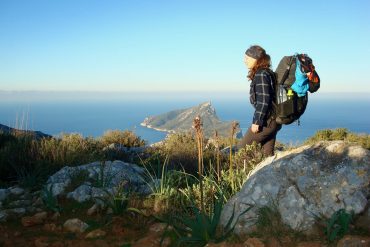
[238,124,277,149]
[238,120,281,154]
[261,134,277,156]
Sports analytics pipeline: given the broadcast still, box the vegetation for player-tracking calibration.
[0,130,145,187]
[305,128,370,149]
[1,122,369,246]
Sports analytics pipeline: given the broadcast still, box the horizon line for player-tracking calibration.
[0,89,369,94]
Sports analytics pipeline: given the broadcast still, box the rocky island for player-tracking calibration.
[141,101,242,138]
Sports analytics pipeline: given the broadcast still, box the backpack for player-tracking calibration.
[273,54,320,125]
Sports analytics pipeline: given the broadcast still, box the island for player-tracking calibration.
[141,101,242,138]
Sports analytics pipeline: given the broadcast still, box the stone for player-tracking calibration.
[9,187,24,196]
[85,229,106,239]
[66,184,92,202]
[219,141,370,236]
[0,210,8,222]
[244,238,265,247]
[0,189,9,201]
[43,223,60,232]
[149,222,167,233]
[9,199,32,208]
[87,203,99,216]
[9,207,26,216]
[336,235,370,247]
[46,160,148,200]
[21,211,48,227]
[34,237,50,247]
[63,218,89,233]
[296,243,323,247]
[51,212,60,221]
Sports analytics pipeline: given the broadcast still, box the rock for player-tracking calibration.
[34,237,50,247]
[43,223,60,232]
[244,238,265,247]
[51,212,60,221]
[149,222,167,233]
[132,234,171,247]
[0,189,9,201]
[85,229,106,239]
[46,182,70,197]
[50,242,64,247]
[9,187,24,196]
[63,218,89,233]
[0,210,8,222]
[220,141,370,236]
[336,235,370,247]
[87,203,99,216]
[21,211,48,227]
[46,160,149,201]
[9,199,32,208]
[9,207,26,216]
[296,242,323,247]
[66,184,92,202]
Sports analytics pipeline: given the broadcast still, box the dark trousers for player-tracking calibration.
[238,120,282,156]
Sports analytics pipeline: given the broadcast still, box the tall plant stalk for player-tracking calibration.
[193,116,205,213]
[214,130,221,184]
[229,121,239,192]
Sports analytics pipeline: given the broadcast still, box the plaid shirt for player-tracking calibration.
[250,69,274,126]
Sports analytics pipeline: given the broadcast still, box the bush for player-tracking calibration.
[100,129,146,147]
[160,132,215,174]
[305,128,370,149]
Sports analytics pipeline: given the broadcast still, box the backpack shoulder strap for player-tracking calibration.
[279,55,296,86]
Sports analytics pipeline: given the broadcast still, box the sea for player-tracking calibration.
[0,92,369,145]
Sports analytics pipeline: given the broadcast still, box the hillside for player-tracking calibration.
[141,101,242,138]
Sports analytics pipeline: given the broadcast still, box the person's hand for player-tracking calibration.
[251,124,260,133]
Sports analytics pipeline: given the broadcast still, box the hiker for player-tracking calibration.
[238,45,281,156]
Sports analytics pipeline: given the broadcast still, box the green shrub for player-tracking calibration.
[38,133,104,167]
[100,129,146,147]
[305,128,370,149]
[324,209,353,243]
[160,132,215,174]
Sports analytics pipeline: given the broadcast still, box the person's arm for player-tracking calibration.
[252,71,272,131]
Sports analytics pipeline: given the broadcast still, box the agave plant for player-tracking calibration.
[164,193,252,247]
[41,184,62,213]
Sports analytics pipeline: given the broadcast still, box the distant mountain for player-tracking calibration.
[141,102,242,138]
[0,123,51,139]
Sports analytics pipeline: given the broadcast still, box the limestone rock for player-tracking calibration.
[63,218,89,233]
[66,184,92,202]
[220,141,370,235]
[85,229,106,239]
[0,189,9,201]
[21,211,48,227]
[9,187,24,196]
[46,160,149,201]
[0,210,8,222]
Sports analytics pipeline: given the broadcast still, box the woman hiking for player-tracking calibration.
[238,45,281,156]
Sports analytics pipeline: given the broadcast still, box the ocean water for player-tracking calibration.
[0,92,369,145]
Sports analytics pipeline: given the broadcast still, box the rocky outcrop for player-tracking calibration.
[220,141,370,235]
[46,160,150,201]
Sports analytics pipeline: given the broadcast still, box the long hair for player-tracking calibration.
[247,46,272,81]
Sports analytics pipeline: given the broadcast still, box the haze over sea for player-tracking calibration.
[0,91,369,145]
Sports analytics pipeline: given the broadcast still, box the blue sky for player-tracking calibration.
[0,0,369,93]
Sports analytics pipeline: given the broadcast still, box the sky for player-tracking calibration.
[0,0,370,93]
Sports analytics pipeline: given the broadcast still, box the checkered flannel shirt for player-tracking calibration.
[250,69,274,126]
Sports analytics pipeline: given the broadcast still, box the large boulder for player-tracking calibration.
[46,160,149,199]
[220,141,370,235]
